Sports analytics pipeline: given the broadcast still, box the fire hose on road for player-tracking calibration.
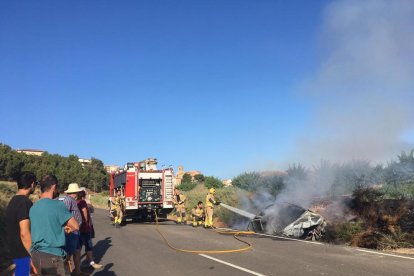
[153,205,256,254]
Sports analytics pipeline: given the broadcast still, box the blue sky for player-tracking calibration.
[1,0,413,178]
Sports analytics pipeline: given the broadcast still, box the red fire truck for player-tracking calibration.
[109,158,174,222]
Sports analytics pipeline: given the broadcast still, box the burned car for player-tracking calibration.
[248,203,326,240]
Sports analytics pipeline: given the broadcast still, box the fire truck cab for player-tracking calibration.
[109,158,174,222]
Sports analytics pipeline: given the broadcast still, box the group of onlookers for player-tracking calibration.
[5,172,102,275]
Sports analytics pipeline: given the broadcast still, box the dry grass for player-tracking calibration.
[377,231,414,250]
[388,248,414,255]
[90,192,109,209]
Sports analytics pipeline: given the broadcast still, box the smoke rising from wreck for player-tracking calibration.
[293,0,414,165]
[278,0,414,209]
[232,0,414,232]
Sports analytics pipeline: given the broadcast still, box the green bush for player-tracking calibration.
[232,172,261,191]
[181,173,192,184]
[194,174,205,183]
[204,176,223,189]
[324,221,364,244]
[184,185,208,211]
[0,143,109,192]
[336,221,364,242]
[176,181,197,191]
[381,182,414,199]
[232,172,284,195]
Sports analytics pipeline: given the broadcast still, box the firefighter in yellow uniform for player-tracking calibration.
[191,201,205,227]
[205,188,221,228]
[173,188,187,224]
[111,190,126,228]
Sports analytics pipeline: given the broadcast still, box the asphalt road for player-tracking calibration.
[85,208,414,276]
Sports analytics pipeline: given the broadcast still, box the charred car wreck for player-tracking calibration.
[248,203,326,240]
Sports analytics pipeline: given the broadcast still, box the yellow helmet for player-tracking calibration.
[209,188,216,194]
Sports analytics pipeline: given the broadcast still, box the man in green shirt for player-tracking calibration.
[30,175,79,275]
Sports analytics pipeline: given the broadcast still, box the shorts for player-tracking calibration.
[12,256,30,276]
[79,232,93,252]
[65,232,80,255]
[31,251,68,276]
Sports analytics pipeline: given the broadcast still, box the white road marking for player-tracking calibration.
[199,254,267,276]
[356,249,414,260]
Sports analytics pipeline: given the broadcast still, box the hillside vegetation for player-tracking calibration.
[0,143,108,192]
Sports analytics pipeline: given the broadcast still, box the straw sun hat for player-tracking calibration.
[64,183,83,194]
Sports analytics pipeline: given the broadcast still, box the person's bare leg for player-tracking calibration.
[74,250,81,273]
[67,254,74,272]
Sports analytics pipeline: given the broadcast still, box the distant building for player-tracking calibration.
[78,158,92,167]
[175,166,185,185]
[222,179,233,187]
[16,149,45,156]
[137,158,158,171]
[187,170,202,178]
[175,166,202,185]
[104,165,119,173]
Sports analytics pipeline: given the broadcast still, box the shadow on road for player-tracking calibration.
[94,237,112,263]
[79,237,114,275]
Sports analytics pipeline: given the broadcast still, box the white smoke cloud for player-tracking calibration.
[230,1,414,233]
[231,0,414,233]
[294,0,414,165]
